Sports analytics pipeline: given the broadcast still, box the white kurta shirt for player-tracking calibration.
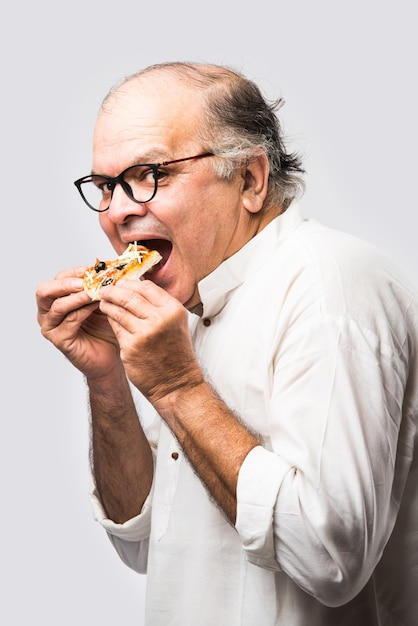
[92,203,418,625]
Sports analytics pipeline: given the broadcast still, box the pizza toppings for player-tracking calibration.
[83,243,162,300]
[94,260,107,272]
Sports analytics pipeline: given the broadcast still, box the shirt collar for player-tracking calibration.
[197,202,304,318]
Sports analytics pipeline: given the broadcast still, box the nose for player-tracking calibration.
[106,183,148,223]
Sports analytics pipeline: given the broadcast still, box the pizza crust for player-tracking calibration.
[83,243,162,300]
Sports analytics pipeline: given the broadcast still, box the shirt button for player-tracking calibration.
[171,452,179,460]
[203,318,211,327]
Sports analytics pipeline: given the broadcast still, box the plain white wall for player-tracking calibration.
[2,1,416,624]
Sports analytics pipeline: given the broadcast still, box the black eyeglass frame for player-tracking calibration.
[74,151,214,212]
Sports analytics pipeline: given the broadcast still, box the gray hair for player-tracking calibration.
[105,61,305,211]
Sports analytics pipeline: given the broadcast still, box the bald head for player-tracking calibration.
[96,61,304,211]
[101,62,239,110]
[93,70,210,176]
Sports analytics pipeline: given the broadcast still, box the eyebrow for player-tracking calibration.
[90,152,170,176]
[131,151,169,164]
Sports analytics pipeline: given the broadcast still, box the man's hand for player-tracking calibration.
[36,266,122,380]
[98,279,204,404]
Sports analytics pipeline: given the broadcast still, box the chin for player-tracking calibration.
[167,282,198,308]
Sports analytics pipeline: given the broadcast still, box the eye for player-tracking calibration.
[144,168,159,182]
[92,176,113,197]
[153,167,170,183]
[127,166,157,184]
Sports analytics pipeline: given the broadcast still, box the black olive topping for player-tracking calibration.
[101,277,114,286]
[95,261,107,272]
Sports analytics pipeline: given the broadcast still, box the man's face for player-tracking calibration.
[93,76,262,309]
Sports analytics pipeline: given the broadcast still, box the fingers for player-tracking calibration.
[98,280,187,348]
[96,281,198,401]
[36,268,86,310]
[54,266,88,280]
[98,279,180,329]
[36,268,94,338]
[36,267,125,380]
[104,278,172,308]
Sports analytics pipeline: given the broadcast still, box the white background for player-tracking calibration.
[2,1,416,624]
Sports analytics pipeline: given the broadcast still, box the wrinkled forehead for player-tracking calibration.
[93,74,206,157]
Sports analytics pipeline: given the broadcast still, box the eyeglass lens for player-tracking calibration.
[79,165,157,211]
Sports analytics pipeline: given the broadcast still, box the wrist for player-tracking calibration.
[149,371,205,412]
[86,361,129,399]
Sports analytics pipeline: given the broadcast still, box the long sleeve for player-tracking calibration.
[90,406,161,573]
[236,309,415,607]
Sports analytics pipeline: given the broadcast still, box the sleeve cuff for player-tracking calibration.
[90,482,153,542]
[235,445,291,571]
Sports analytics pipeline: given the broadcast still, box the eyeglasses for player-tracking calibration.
[74,152,214,212]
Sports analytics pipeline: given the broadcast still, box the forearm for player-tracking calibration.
[155,380,260,523]
[88,366,154,524]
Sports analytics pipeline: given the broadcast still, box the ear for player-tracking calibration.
[241,151,270,214]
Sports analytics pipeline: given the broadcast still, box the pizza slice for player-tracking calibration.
[83,243,162,301]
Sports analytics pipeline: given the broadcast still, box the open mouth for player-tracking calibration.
[134,239,172,268]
